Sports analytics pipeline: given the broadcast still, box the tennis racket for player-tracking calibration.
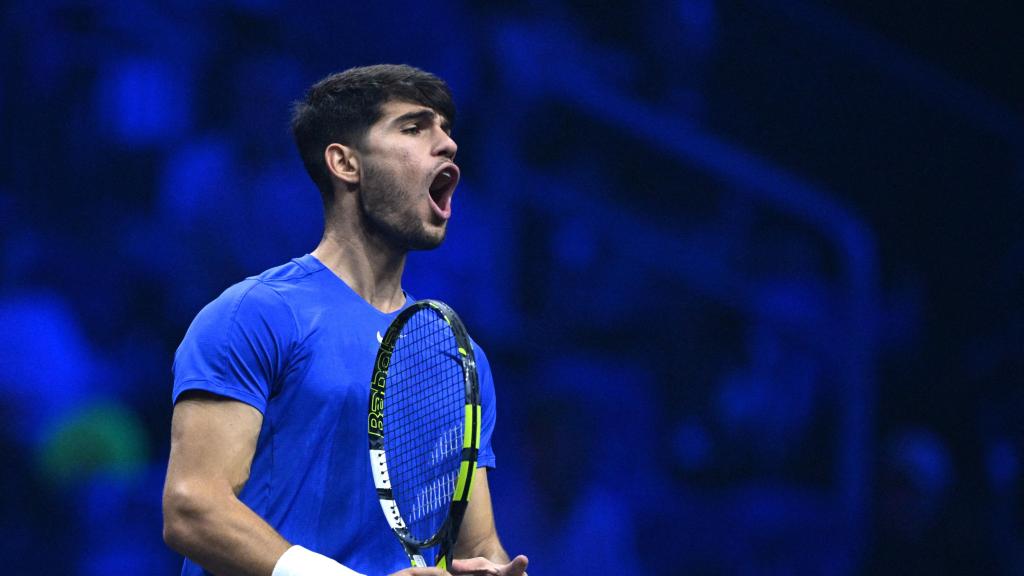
[368,299,481,570]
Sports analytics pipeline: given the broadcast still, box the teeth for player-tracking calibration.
[431,170,453,193]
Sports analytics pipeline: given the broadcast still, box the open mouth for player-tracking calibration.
[428,163,460,220]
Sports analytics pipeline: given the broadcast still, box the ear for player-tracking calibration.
[324,143,361,187]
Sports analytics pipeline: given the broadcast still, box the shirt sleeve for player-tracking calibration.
[474,343,498,469]
[172,279,297,413]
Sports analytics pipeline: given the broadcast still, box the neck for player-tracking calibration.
[311,219,408,314]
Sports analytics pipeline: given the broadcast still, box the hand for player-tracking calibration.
[388,568,452,576]
[450,555,528,576]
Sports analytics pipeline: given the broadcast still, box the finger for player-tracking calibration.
[450,557,500,575]
[504,556,528,576]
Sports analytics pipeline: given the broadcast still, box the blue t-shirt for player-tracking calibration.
[172,254,497,576]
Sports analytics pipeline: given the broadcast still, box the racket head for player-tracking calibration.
[368,300,481,567]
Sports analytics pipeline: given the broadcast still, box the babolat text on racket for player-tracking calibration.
[367,299,481,569]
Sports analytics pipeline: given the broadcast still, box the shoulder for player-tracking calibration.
[190,257,322,338]
[251,255,323,286]
[199,278,292,326]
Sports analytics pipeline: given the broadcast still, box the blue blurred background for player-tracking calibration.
[2,1,1022,574]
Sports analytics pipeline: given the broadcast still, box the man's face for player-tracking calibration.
[356,100,460,251]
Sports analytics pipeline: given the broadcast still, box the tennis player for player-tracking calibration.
[162,64,528,576]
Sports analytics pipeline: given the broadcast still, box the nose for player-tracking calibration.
[434,128,458,160]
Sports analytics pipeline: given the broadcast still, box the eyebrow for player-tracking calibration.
[391,109,451,134]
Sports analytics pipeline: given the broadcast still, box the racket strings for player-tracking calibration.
[383,309,465,543]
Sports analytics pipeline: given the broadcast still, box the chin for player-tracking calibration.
[408,235,446,251]
[406,228,447,251]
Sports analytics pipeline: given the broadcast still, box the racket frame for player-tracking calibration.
[367,299,481,569]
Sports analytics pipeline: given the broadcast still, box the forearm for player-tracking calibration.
[473,541,511,564]
[164,483,290,576]
[452,468,511,562]
[453,531,510,564]
[443,472,528,575]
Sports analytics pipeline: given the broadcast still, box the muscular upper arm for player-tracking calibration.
[164,390,264,506]
[162,392,293,575]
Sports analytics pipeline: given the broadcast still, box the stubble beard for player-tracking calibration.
[359,161,447,252]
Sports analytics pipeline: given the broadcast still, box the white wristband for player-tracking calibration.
[272,545,366,576]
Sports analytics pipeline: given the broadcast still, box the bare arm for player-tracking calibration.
[162,391,290,576]
[163,391,452,576]
[450,469,528,576]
